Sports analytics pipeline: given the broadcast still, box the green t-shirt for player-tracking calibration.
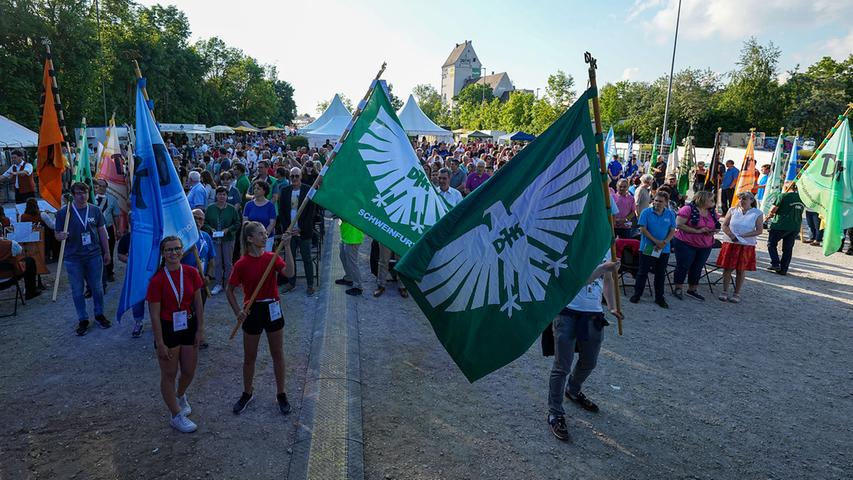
[340,221,364,245]
[770,192,805,232]
[236,175,251,201]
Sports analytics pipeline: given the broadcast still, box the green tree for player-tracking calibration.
[386,83,404,111]
[545,70,576,109]
[499,91,535,132]
[413,84,445,122]
[454,83,494,106]
[717,37,784,132]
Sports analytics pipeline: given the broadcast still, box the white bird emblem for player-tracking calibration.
[416,136,593,317]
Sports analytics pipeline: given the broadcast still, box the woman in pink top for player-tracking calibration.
[671,191,720,301]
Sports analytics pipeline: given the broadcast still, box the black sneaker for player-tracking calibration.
[345,287,363,296]
[233,392,253,414]
[131,321,144,338]
[94,314,112,329]
[628,295,640,304]
[766,265,780,272]
[775,270,788,276]
[334,278,353,286]
[106,272,116,283]
[655,298,669,309]
[548,414,569,442]
[685,290,705,301]
[566,391,599,413]
[277,392,291,415]
[76,320,90,336]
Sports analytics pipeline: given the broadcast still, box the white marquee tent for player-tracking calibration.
[397,95,452,140]
[0,114,38,148]
[302,94,351,133]
[303,116,353,148]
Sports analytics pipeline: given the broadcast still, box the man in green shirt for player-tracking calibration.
[335,220,364,296]
[205,186,241,294]
[766,185,805,275]
[234,163,251,201]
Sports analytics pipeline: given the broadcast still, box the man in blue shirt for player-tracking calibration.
[607,154,623,189]
[721,160,739,214]
[186,171,208,209]
[630,191,676,308]
[55,182,112,335]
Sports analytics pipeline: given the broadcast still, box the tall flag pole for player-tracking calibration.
[793,107,853,256]
[229,62,389,339]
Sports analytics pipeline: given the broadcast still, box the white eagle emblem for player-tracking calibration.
[416,136,592,317]
[359,108,450,233]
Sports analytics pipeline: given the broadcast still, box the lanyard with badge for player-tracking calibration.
[72,205,93,246]
[165,266,189,331]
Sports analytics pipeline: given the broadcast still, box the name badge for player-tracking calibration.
[212,230,225,239]
[173,310,188,331]
[81,232,92,246]
[268,301,282,321]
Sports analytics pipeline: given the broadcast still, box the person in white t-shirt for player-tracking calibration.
[547,256,622,442]
[436,168,462,207]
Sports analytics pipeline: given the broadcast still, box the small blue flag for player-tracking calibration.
[603,126,615,160]
[785,137,800,182]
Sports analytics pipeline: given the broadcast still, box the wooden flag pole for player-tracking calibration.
[784,104,853,193]
[228,62,388,340]
[585,52,624,336]
[133,60,210,296]
[51,195,72,302]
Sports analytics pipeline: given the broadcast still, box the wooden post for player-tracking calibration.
[584,52,624,336]
[229,62,388,340]
[51,195,72,302]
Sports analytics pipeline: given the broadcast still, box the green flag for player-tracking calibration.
[395,88,613,382]
[798,117,853,256]
[309,81,449,256]
[760,131,786,215]
[74,122,95,203]
[650,133,659,168]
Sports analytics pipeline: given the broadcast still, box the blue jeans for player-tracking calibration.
[132,302,145,321]
[64,255,104,321]
[672,237,712,286]
[805,212,823,242]
[548,310,605,417]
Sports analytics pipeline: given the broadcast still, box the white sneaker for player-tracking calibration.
[177,394,192,416]
[169,413,197,433]
[210,285,223,295]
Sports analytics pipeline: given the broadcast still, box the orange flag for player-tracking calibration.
[97,118,129,214]
[732,131,758,208]
[36,56,67,210]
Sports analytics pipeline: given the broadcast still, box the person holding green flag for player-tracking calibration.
[765,184,805,275]
[797,116,853,256]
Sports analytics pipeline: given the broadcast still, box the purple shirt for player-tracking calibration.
[465,171,491,192]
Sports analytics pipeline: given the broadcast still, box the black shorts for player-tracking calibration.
[242,300,284,335]
[158,312,198,349]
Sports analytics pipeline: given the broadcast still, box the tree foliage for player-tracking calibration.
[0,0,296,130]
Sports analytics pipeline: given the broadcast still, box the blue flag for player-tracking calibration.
[626,132,634,173]
[785,137,800,182]
[603,126,615,160]
[116,78,198,322]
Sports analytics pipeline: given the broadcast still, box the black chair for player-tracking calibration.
[0,262,26,318]
[617,244,651,297]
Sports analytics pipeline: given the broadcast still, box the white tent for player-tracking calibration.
[303,116,353,148]
[302,94,351,133]
[397,95,452,139]
[0,114,38,148]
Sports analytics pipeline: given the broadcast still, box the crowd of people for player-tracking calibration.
[3,130,852,438]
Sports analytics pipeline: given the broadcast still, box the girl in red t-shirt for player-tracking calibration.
[226,221,294,415]
[146,236,206,433]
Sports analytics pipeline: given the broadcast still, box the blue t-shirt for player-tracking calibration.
[722,167,739,189]
[55,203,105,260]
[187,183,208,209]
[608,160,623,178]
[182,230,216,274]
[624,162,638,178]
[243,200,277,228]
[638,207,676,254]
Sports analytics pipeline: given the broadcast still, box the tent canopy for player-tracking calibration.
[467,130,492,139]
[209,125,235,134]
[0,114,39,148]
[499,131,536,143]
[262,125,285,131]
[397,94,452,138]
[233,121,260,132]
[303,116,352,147]
[302,94,351,132]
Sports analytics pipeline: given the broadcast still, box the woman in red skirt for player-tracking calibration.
[717,191,764,303]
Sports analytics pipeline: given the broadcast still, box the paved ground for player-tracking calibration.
[357,235,853,480]
[1,229,851,479]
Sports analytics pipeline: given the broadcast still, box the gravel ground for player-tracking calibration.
[0,255,322,479]
[358,234,853,480]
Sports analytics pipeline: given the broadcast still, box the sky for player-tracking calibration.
[137,0,853,117]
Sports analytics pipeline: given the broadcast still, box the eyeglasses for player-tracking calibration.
[163,247,182,254]
[290,175,301,178]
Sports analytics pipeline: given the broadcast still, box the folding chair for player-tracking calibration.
[0,262,26,318]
